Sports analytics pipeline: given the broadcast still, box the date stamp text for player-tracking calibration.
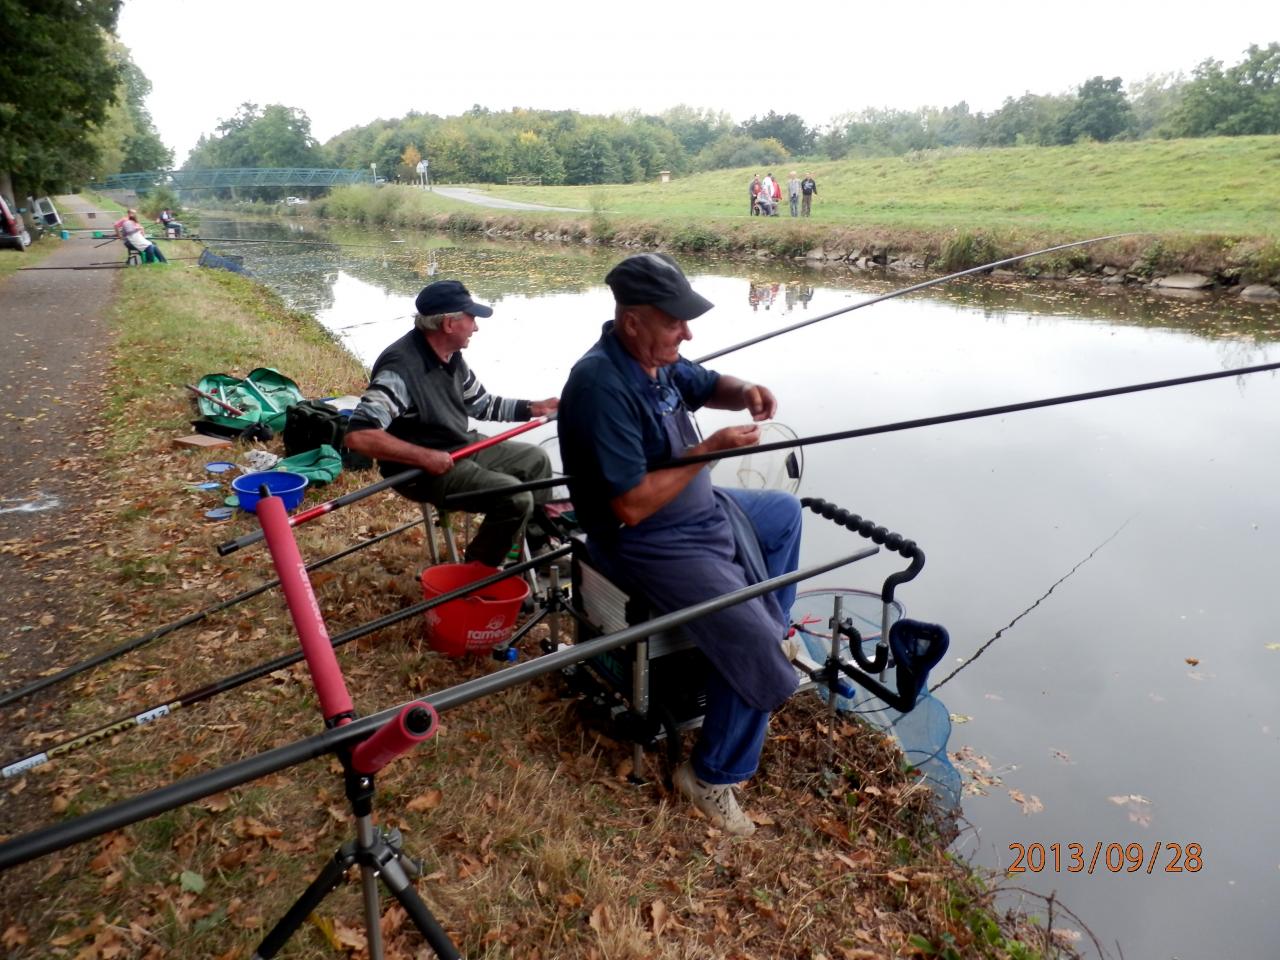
[1007,842,1202,875]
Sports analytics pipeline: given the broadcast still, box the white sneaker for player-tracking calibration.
[673,761,756,836]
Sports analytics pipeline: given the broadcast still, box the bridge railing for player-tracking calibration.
[506,175,542,186]
[96,168,374,191]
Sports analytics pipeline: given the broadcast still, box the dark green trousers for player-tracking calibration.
[393,433,551,567]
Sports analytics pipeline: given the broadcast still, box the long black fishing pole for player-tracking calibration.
[694,233,1138,364]
[446,357,1280,507]
[192,236,406,249]
[0,549,868,869]
[0,547,568,779]
[929,517,1133,694]
[0,519,421,710]
[17,265,127,271]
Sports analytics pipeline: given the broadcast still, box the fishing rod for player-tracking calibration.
[929,517,1132,694]
[0,546,568,780]
[93,257,200,265]
[184,383,244,416]
[216,415,555,556]
[443,358,1280,505]
[17,265,126,271]
[694,233,1138,364]
[0,549,867,868]
[0,519,422,710]
[192,236,403,249]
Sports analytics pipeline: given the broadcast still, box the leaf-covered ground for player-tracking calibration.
[0,260,1077,959]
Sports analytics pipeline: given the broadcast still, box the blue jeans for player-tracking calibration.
[692,668,770,784]
[691,489,802,785]
[720,488,802,627]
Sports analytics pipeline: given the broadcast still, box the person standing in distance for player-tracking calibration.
[800,172,817,217]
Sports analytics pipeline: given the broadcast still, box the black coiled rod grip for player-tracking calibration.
[800,497,926,604]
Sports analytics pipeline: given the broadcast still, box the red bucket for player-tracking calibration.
[420,562,530,657]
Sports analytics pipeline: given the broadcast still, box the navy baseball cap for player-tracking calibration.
[604,253,713,322]
[414,280,493,318]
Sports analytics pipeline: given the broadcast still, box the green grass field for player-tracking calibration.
[298,135,1280,283]
[472,135,1280,237]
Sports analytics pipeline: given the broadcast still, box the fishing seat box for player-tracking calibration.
[567,534,710,776]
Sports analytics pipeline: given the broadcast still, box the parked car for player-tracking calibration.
[284,196,308,205]
[0,196,31,251]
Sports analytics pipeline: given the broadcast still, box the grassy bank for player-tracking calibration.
[0,260,1074,958]
[0,236,59,276]
[303,135,1280,287]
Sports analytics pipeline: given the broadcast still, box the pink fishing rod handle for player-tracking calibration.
[350,703,439,775]
[258,494,354,723]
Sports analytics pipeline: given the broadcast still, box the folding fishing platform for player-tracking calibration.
[542,497,949,779]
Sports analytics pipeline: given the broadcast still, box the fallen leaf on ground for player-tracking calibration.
[407,788,443,812]
[589,902,612,933]
[649,899,669,938]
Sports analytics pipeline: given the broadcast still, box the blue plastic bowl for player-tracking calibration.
[231,471,309,513]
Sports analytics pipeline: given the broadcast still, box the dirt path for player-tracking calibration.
[0,195,120,677]
[434,185,586,212]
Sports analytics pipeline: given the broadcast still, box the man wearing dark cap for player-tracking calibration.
[559,253,803,836]
[345,280,558,568]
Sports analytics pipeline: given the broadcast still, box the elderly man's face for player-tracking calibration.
[444,312,479,350]
[623,305,691,371]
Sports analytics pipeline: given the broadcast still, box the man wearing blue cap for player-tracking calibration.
[558,253,803,836]
[346,280,558,568]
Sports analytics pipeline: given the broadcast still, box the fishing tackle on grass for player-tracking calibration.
[0,520,422,709]
[0,547,567,779]
[0,545,862,868]
[216,415,554,556]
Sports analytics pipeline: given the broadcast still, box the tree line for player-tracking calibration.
[196,42,1274,189]
[0,1,170,203]
[1,3,1274,203]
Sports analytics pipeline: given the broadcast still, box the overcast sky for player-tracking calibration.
[116,0,1274,165]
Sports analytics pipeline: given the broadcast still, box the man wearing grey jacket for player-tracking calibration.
[787,172,801,217]
[345,280,558,567]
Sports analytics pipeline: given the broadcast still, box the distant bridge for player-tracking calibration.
[95,168,373,191]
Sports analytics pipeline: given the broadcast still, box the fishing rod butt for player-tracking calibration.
[349,702,439,776]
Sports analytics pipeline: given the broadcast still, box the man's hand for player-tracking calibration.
[702,424,761,454]
[530,397,559,418]
[421,448,455,476]
[740,383,777,421]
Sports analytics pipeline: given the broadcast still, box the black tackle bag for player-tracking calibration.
[283,400,373,469]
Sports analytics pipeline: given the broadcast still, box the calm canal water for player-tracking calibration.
[201,218,1280,959]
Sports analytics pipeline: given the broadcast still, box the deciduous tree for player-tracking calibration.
[1058,76,1133,143]
[0,0,123,197]
[1173,43,1280,136]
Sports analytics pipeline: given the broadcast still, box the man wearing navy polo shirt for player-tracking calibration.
[559,254,803,836]
[346,280,558,568]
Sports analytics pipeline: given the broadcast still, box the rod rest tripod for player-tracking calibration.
[255,490,462,959]
[797,498,946,714]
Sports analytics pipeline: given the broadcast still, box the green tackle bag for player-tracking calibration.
[193,368,304,434]
[275,445,343,485]
[282,400,372,470]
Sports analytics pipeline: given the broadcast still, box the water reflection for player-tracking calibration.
[197,218,1280,959]
[201,218,1280,350]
